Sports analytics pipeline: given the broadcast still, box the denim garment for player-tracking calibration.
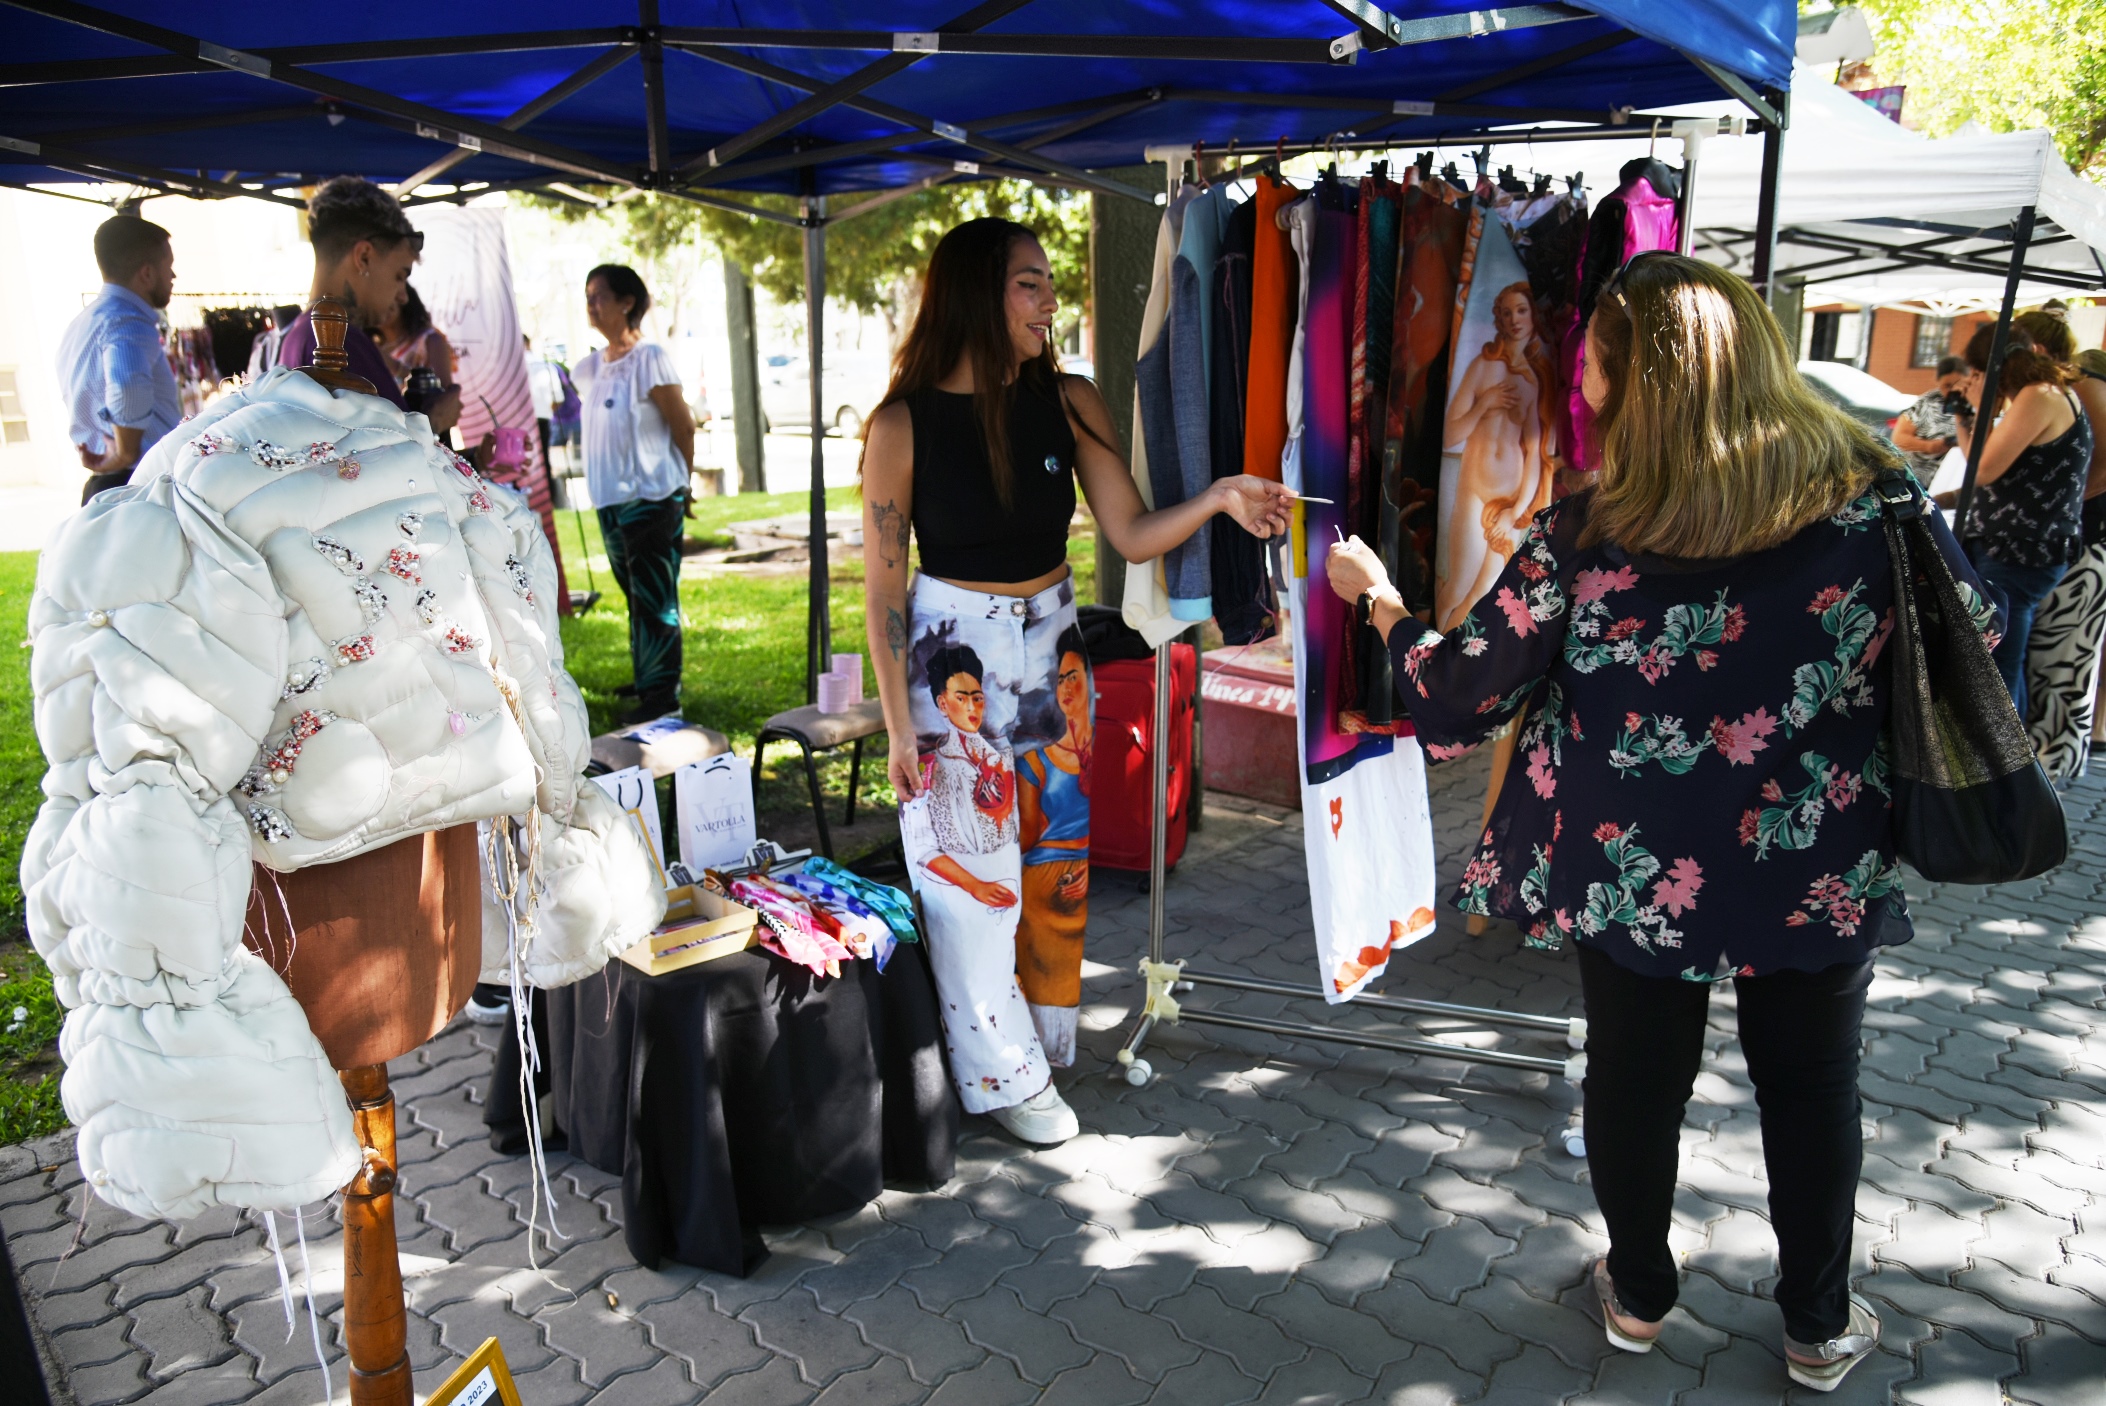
[1161,185,1234,621]
[1966,540,2067,719]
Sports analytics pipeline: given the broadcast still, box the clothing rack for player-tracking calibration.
[1113,120,1730,1133]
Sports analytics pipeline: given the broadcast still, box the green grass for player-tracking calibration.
[0,491,1101,1147]
[0,551,63,1143]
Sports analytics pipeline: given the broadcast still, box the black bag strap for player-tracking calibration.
[1871,466,1929,522]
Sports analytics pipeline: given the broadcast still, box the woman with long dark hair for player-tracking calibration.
[1942,321,2093,718]
[1326,253,1997,1392]
[862,218,1292,1144]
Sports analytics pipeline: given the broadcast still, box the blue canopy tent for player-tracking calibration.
[0,0,1797,696]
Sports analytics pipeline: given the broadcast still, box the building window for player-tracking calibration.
[1911,315,1954,368]
[1806,311,1865,365]
[0,368,28,445]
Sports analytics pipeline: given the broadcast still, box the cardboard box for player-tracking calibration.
[617,885,760,976]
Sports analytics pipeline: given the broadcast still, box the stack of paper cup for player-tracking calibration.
[830,653,865,702]
[817,671,853,713]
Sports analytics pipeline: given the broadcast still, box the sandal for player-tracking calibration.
[1592,1258,1664,1353]
[1783,1294,1881,1393]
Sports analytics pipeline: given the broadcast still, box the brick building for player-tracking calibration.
[1805,303,2106,396]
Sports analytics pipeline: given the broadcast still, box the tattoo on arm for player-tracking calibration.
[872,499,909,569]
[885,607,908,660]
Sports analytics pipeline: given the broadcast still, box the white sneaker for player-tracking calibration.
[463,989,510,1026]
[986,1084,1079,1145]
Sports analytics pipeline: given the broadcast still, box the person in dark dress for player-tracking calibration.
[1325,252,1998,1395]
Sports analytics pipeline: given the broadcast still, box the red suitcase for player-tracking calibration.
[1088,644,1196,873]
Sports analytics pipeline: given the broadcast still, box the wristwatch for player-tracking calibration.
[1355,589,1379,628]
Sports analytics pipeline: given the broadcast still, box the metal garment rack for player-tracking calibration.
[1111,123,1739,1107]
[1111,640,1588,1096]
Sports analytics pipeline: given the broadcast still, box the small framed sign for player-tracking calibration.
[424,1337,521,1406]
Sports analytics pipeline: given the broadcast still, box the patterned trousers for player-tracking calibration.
[597,493,685,700]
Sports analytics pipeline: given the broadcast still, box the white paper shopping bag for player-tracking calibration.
[674,753,758,873]
[590,766,665,876]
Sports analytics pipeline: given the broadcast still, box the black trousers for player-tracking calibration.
[1577,940,1870,1344]
[81,467,132,504]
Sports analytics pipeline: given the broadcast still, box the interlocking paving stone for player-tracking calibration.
[841,1284,984,1385]
[1031,1352,1154,1406]
[130,1283,238,1380]
[945,1284,1091,1384]
[917,1350,1039,1405]
[2011,1329,2106,1406]
[1388,1216,1518,1304]
[539,1293,668,1387]
[131,1359,260,1406]
[1143,1346,1263,1405]
[1050,1283,1203,1381]
[1894,1327,2024,1406]
[742,1287,883,1386]
[804,1350,928,1406]
[12,769,2106,1405]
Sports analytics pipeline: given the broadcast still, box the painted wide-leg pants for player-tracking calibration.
[898,573,1090,1115]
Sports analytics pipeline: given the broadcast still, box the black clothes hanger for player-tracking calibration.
[1498,164,1527,195]
[1532,172,1552,197]
[1415,151,1434,181]
[1617,155,1681,200]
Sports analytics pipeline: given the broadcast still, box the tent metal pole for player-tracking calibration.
[1953,205,2037,534]
[638,1,670,181]
[672,0,1032,178]
[803,189,831,705]
[1751,88,1786,306]
[679,46,1155,204]
[4,0,641,187]
[394,46,636,196]
[1675,146,1699,256]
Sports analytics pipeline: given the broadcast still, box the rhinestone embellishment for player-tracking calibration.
[312,534,364,575]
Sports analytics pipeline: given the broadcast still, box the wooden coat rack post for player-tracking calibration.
[258,302,476,1406]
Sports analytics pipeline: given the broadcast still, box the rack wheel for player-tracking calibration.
[1124,1059,1153,1088]
[1559,1126,1586,1158]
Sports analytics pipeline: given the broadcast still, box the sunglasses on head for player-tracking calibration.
[1602,249,1678,308]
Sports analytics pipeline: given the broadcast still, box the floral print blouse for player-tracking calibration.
[1393,489,1996,981]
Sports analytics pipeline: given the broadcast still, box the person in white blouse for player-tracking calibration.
[573,264,697,723]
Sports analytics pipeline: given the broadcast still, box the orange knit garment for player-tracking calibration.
[1241,177,1299,481]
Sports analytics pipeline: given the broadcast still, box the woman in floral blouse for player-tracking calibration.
[1327,253,1995,1394]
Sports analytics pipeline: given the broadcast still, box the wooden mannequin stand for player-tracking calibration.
[240,305,478,1406]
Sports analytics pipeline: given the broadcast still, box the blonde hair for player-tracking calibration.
[1582,254,1892,558]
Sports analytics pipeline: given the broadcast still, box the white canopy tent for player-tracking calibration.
[1520,71,2102,523]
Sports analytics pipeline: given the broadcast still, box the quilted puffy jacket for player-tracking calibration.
[22,368,663,1222]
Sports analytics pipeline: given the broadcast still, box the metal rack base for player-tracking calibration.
[1114,642,1588,1157]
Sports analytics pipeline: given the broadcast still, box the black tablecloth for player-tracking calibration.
[486,941,958,1275]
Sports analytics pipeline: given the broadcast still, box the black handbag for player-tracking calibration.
[1874,469,2068,883]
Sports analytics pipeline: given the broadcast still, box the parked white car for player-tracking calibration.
[757,352,890,436]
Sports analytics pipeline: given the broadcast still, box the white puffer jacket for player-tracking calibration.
[22,368,663,1222]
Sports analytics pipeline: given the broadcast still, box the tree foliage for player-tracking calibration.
[1817,0,2106,178]
[520,178,1092,331]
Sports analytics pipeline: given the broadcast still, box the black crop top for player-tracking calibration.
[908,380,1078,583]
